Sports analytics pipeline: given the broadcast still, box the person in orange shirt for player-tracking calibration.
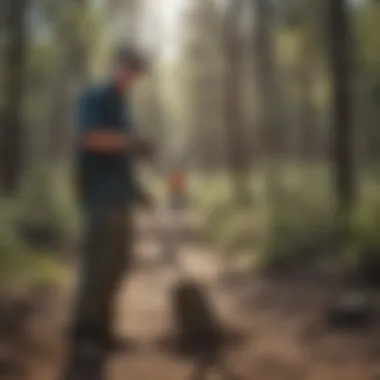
[168,171,187,210]
[162,171,187,265]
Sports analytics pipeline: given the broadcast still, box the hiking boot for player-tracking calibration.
[60,341,105,380]
[101,335,138,353]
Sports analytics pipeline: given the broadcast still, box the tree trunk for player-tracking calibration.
[253,0,280,158]
[47,0,89,163]
[224,0,247,200]
[251,0,285,250]
[0,0,28,194]
[297,37,318,161]
[252,0,282,186]
[327,0,355,222]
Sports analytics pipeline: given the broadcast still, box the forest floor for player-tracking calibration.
[16,208,380,380]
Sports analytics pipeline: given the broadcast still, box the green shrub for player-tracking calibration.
[349,192,380,263]
[189,169,380,275]
[0,199,64,287]
[193,170,334,271]
[16,164,80,241]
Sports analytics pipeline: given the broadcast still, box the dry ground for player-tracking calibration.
[19,208,380,380]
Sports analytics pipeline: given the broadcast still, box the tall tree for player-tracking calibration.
[0,0,28,194]
[47,0,90,162]
[291,0,322,161]
[327,0,356,224]
[277,0,327,165]
[356,1,380,165]
[223,0,247,200]
[180,0,225,171]
[252,0,282,188]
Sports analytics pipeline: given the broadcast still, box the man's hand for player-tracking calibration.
[133,137,154,159]
[82,131,153,157]
[82,131,132,154]
[134,185,155,210]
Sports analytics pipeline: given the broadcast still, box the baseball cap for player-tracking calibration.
[114,46,147,72]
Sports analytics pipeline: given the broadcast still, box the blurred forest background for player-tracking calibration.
[1,0,380,290]
[3,1,380,379]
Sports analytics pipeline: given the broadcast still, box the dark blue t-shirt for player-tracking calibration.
[75,82,136,212]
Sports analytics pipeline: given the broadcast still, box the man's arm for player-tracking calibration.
[81,130,132,155]
[76,90,153,156]
[76,91,131,155]
[131,180,154,209]
[82,130,153,157]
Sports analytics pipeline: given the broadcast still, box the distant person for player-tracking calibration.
[168,170,187,210]
[66,46,153,369]
[162,171,187,266]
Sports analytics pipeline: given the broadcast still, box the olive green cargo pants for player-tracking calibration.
[70,207,133,346]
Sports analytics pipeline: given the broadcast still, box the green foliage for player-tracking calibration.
[16,164,80,240]
[0,164,72,287]
[0,202,31,280]
[257,187,334,270]
[193,168,334,270]
[356,2,380,80]
[192,166,380,278]
[349,188,380,259]
[0,199,64,287]
[25,41,56,131]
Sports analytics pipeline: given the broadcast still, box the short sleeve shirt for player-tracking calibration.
[75,82,135,212]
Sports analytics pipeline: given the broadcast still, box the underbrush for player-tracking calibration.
[0,203,65,289]
[347,187,380,284]
[0,165,75,289]
[16,164,80,243]
[192,169,380,281]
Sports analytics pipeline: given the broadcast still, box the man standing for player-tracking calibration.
[66,46,152,371]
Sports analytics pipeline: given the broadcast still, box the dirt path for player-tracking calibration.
[27,208,380,380]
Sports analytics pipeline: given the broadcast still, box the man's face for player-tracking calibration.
[115,64,143,89]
